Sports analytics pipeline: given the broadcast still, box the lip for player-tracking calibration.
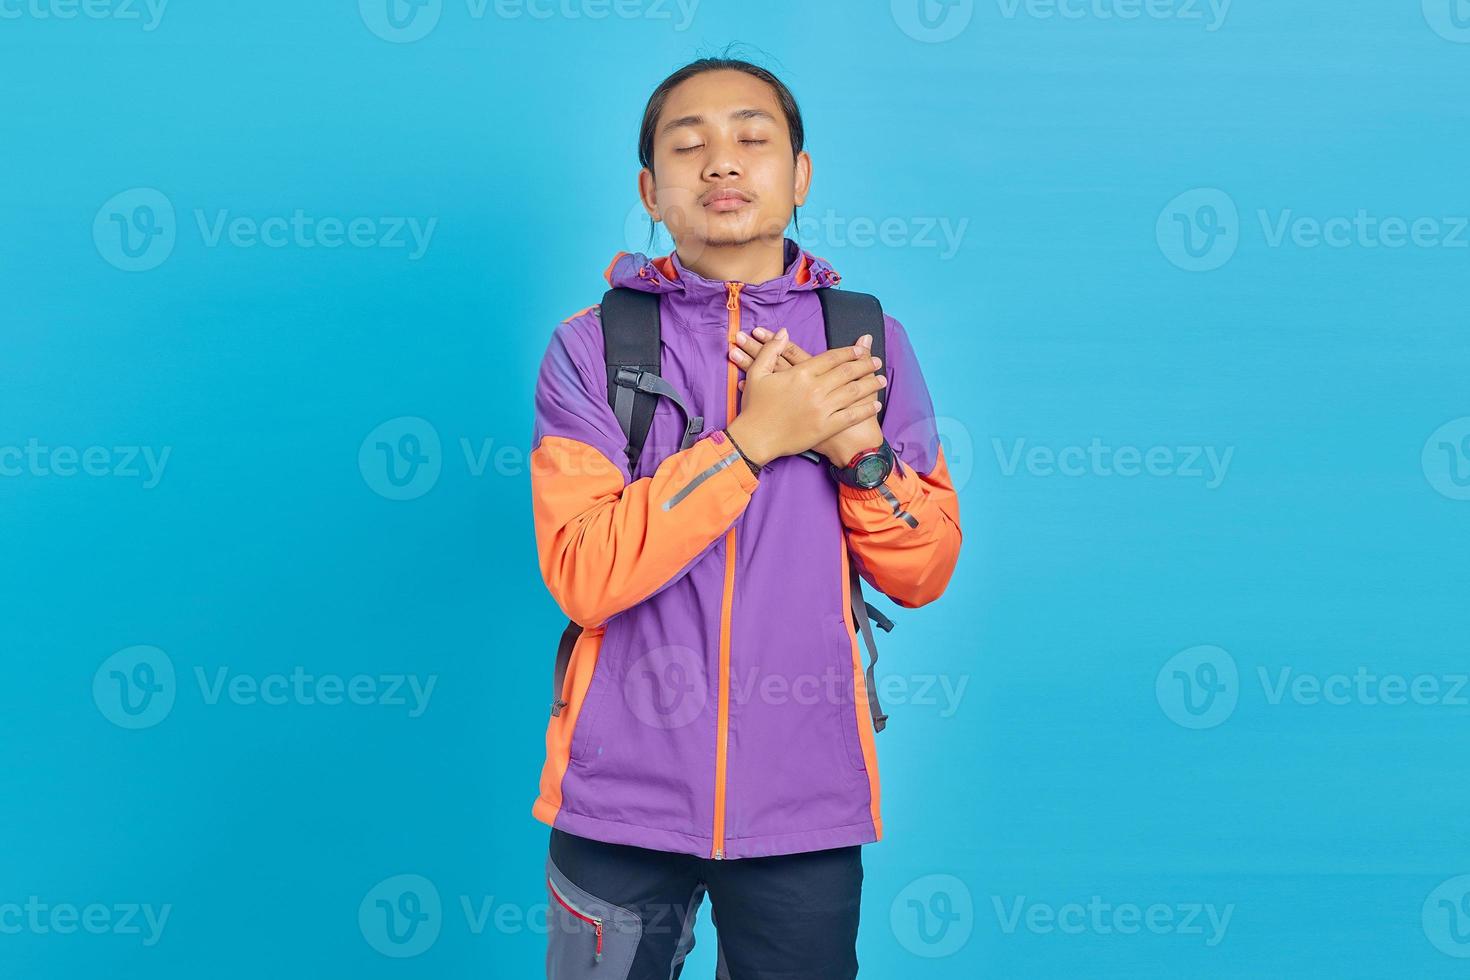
[703,189,752,213]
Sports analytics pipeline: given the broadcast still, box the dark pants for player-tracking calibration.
[546,828,863,979]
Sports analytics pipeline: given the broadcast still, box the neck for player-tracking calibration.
[676,236,787,286]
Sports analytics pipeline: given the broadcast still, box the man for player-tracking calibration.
[530,57,962,979]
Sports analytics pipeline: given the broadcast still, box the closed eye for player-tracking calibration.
[674,144,704,154]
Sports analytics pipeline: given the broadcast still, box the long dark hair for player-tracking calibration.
[636,54,805,247]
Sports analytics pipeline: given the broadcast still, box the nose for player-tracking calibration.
[704,135,743,181]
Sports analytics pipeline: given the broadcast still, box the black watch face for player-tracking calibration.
[854,453,890,488]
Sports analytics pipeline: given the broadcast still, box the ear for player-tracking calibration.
[637,167,661,222]
[792,151,813,208]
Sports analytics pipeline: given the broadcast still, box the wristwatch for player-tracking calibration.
[828,440,895,490]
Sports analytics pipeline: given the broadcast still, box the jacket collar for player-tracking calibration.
[604,238,841,304]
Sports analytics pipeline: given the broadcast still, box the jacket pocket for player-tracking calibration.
[829,615,869,772]
[567,622,620,766]
[546,856,642,979]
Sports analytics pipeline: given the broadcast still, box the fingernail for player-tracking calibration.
[753,327,770,339]
[871,356,881,368]
[735,332,748,343]
[860,334,872,347]
[776,328,787,339]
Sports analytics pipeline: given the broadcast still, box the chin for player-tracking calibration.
[689,218,786,250]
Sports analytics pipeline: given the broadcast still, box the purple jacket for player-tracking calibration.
[530,238,962,859]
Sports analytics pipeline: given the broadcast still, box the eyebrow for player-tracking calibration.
[660,108,778,137]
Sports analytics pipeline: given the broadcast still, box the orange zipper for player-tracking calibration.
[712,281,744,860]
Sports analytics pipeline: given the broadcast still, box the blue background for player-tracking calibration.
[5,0,1470,975]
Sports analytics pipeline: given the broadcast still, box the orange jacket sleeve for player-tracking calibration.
[530,313,760,628]
[837,314,962,608]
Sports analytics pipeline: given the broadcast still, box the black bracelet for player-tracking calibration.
[723,428,763,478]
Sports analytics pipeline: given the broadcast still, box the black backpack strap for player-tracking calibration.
[817,288,888,427]
[551,288,704,716]
[599,287,664,473]
[819,287,895,733]
[848,561,894,732]
[600,288,704,471]
[550,619,581,717]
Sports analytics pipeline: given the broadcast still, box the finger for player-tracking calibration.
[731,332,793,372]
[728,343,754,370]
[827,374,888,412]
[828,399,883,431]
[815,353,883,393]
[751,327,813,365]
[799,342,872,379]
[747,327,789,379]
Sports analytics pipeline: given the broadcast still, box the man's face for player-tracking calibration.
[639,69,811,254]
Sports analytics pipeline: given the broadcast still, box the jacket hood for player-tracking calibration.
[603,237,841,304]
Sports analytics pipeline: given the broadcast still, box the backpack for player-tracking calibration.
[550,287,897,733]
